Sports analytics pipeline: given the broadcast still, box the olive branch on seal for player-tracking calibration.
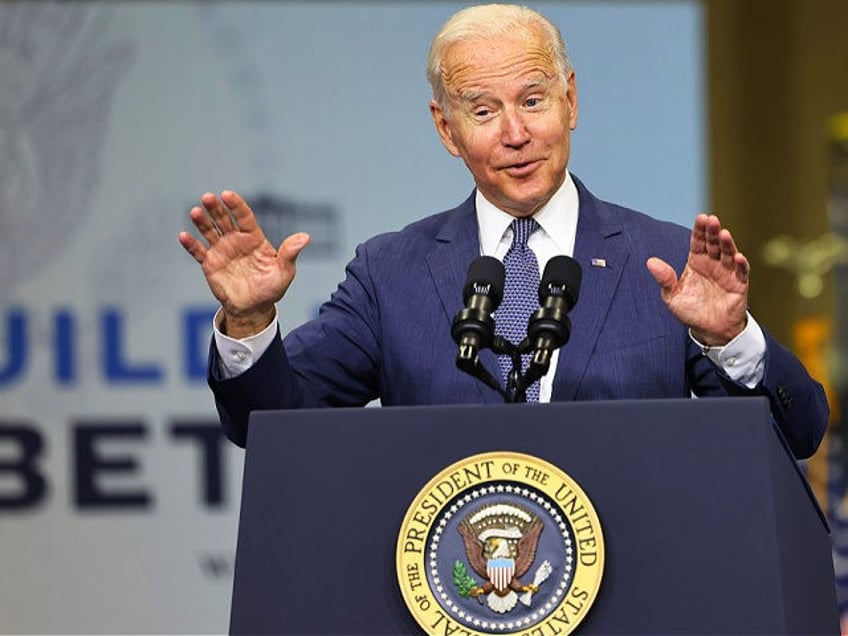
[453,560,478,597]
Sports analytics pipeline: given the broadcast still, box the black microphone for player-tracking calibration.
[527,255,582,372]
[451,256,505,365]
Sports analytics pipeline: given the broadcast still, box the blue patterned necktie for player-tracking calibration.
[496,217,541,401]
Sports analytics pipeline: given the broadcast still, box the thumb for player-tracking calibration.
[278,232,311,264]
[646,257,677,292]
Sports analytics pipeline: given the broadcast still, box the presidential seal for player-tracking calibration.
[397,452,604,636]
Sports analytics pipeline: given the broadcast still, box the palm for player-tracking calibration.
[201,228,288,316]
[647,214,749,346]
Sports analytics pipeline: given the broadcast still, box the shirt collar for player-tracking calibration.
[475,170,579,256]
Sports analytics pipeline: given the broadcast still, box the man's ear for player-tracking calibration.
[565,71,579,131]
[430,100,461,157]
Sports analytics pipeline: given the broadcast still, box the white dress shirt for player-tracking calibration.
[214,171,766,397]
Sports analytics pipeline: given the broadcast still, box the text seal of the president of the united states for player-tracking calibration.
[397,451,604,635]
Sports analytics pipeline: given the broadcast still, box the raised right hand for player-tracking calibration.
[178,190,310,338]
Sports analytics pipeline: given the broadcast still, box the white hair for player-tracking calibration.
[426,4,573,109]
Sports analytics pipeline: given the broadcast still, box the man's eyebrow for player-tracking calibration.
[458,89,484,102]
[522,77,549,91]
[457,76,551,103]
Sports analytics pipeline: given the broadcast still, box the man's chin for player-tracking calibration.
[498,188,554,216]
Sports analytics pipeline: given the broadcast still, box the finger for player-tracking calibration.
[704,215,722,259]
[278,232,311,264]
[718,228,739,268]
[733,251,751,284]
[646,256,678,292]
[178,231,207,264]
[189,205,221,246]
[220,190,259,233]
[689,214,710,255]
[201,191,237,234]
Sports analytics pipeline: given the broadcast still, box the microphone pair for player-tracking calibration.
[451,255,582,401]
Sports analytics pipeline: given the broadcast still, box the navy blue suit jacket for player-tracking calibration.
[209,177,828,458]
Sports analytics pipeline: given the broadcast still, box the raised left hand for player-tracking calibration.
[646,214,749,346]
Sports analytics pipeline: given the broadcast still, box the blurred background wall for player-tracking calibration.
[0,0,845,633]
[708,2,848,630]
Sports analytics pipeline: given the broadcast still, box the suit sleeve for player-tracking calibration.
[207,241,384,447]
[688,328,829,460]
[758,329,829,459]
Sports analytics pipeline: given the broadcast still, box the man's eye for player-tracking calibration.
[525,97,541,108]
[474,108,491,118]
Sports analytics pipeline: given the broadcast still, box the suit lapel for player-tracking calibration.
[552,180,628,400]
[424,193,503,404]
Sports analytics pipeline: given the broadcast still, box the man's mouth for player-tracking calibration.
[502,159,541,176]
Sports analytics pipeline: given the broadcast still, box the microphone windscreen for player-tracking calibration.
[539,255,582,308]
[462,256,505,305]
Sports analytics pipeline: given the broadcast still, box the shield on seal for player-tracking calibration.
[487,557,515,593]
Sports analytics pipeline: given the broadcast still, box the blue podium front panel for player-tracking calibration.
[230,398,837,635]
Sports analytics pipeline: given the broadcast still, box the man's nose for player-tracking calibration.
[501,109,531,147]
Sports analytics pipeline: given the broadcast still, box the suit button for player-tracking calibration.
[776,383,793,409]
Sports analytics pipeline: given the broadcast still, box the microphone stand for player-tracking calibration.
[491,336,550,403]
[455,347,508,400]
[456,334,556,403]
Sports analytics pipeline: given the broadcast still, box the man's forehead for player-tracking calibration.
[440,37,558,97]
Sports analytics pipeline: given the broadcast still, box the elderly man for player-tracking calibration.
[178,4,828,458]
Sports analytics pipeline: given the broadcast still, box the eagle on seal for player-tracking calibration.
[458,509,545,614]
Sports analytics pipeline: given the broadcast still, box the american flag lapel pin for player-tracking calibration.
[591,257,607,268]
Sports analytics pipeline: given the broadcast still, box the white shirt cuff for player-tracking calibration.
[689,312,766,389]
[212,307,279,379]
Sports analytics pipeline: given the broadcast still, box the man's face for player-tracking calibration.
[431,31,578,218]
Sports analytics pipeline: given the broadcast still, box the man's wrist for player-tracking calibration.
[690,316,748,348]
[689,312,766,388]
[220,306,276,339]
[213,307,279,379]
